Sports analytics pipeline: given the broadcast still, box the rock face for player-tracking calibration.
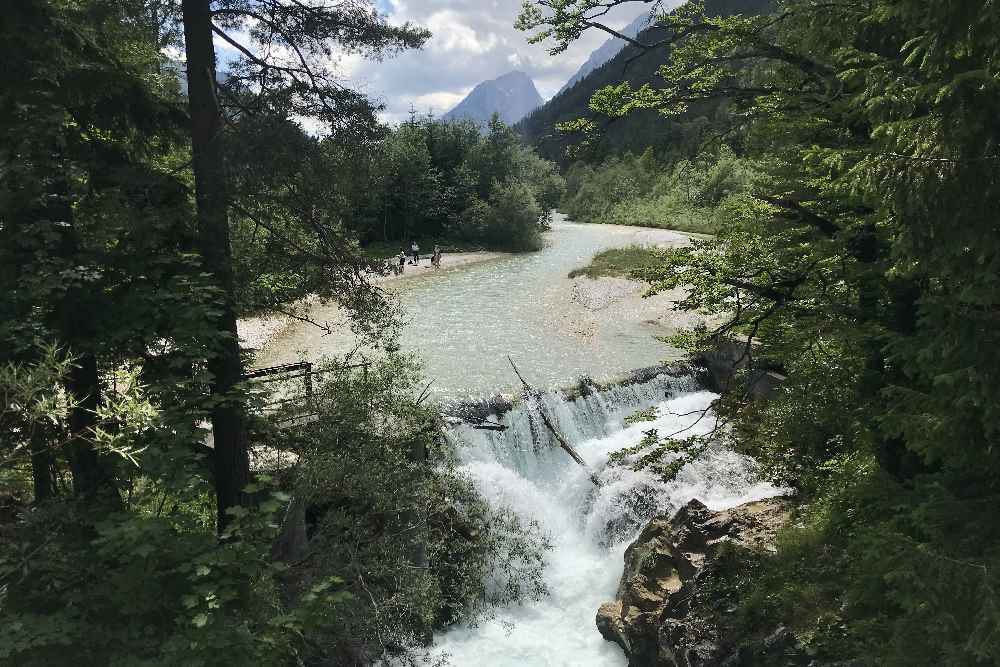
[442,71,543,126]
[596,498,792,666]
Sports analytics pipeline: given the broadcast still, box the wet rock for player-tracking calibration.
[597,600,630,650]
[696,340,750,394]
[602,482,663,546]
[695,340,786,401]
[596,497,793,666]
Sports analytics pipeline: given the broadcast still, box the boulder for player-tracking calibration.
[696,340,786,400]
[596,497,793,666]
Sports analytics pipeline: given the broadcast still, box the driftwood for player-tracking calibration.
[472,421,507,432]
[507,356,602,487]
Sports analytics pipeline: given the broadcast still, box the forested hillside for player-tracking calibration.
[519,0,1000,663]
[516,0,772,164]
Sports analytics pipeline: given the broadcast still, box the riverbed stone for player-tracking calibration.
[596,497,793,667]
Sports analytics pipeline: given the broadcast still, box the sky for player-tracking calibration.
[212,0,649,125]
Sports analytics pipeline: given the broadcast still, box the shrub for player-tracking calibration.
[485,181,545,252]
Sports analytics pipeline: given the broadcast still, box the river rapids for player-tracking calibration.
[430,372,784,666]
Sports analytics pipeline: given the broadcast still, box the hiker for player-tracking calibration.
[398,251,406,274]
[410,241,420,264]
[432,245,442,269]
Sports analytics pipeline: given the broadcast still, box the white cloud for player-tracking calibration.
[425,10,499,54]
[341,0,656,124]
[203,0,681,127]
[411,90,471,115]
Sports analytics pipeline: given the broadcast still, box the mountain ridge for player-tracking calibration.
[556,12,653,96]
[516,0,774,163]
[442,70,543,126]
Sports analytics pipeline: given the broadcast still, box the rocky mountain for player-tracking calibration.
[442,70,543,126]
[556,12,654,96]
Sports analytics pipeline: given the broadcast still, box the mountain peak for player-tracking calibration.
[443,71,543,126]
[495,70,531,81]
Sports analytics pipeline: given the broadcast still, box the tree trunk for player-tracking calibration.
[181,0,251,532]
[851,225,923,480]
[65,352,117,502]
[46,173,120,506]
[30,429,53,503]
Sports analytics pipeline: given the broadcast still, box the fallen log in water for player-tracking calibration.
[507,356,602,487]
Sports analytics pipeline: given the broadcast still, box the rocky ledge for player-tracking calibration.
[596,498,793,667]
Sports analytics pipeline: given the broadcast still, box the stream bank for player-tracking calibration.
[246,215,706,399]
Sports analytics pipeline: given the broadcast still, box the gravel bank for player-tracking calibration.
[237,251,507,354]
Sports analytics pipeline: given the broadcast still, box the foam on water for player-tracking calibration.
[430,377,785,666]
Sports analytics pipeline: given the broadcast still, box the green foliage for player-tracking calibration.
[0,2,551,666]
[484,180,545,252]
[223,113,393,330]
[568,245,664,279]
[0,352,327,665]
[608,429,711,482]
[623,407,658,426]
[524,0,1000,661]
[328,113,563,253]
[268,354,551,661]
[560,146,754,233]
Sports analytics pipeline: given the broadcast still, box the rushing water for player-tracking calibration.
[431,374,786,666]
[257,215,698,399]
[256,217,782,664]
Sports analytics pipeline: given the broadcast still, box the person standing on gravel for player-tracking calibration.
[410,241,420,264]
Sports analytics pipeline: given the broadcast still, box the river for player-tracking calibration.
[256,217,783,666]
[253,214,704,399]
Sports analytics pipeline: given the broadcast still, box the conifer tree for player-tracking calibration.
[519,0,1000,660]
[177,0,427,528]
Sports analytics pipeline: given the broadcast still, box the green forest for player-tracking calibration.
[560,146,754,234]
[0,1,553,664]
[3,0,1000,665]
[517,0,1000,663]
[333,114,564,252]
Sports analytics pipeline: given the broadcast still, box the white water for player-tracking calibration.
[431,374,785,666]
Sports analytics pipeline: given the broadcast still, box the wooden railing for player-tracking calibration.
[241,362,315,424]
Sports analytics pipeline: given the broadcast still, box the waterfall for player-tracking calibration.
[430,370,785,666]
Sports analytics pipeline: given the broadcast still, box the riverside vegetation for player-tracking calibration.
[560,146,754,235]
[568,245,664,280]
[330,113,566,254]
[517,0,1000,664]
[4,0,1000,666]
[0,1,553,665]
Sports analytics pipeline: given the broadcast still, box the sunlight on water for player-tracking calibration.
[259,216,697,398]
[430,379,786,666]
